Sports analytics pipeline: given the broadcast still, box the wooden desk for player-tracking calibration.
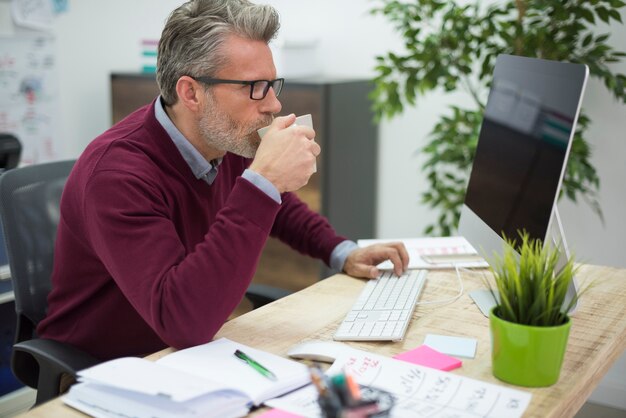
[18,265,626,418]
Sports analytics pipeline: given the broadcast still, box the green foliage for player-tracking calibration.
[421,107,482,236]
[487,233,580,326]
[371,0,626,235]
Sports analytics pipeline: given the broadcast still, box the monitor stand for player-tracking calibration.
[469,207,579,317]
[550,207,579,313]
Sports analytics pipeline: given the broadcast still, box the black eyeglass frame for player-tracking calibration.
[191,77,285,100]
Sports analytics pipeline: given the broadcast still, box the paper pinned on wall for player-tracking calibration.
[0,2,15,36]
[11,0,54,31]
[0,36,61,164]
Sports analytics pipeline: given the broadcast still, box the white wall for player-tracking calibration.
[50,0,181,157]
[5,0,625,409]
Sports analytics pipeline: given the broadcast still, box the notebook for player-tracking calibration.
[63,338,311,418]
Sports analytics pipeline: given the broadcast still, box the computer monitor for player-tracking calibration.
[458,54,588,313]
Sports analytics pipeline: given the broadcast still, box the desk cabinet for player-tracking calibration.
[111,74,378,292]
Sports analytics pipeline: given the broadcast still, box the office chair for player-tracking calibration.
[246,283,290,309]
[0,133,22,172]
[0,160,99,405]
[0,160,288,405]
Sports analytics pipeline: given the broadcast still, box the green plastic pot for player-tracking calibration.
[489,307,571,387]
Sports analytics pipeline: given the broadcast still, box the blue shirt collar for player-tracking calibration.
[154,96,221,184]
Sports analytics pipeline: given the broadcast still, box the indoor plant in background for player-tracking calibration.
[486,233,581,387]
[370,0,626,236]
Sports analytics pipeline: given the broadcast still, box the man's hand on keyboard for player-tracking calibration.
[343,242,409,279]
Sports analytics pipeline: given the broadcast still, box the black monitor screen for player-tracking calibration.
[464,55,587,243]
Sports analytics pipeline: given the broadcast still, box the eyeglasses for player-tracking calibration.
[192,77,284,100]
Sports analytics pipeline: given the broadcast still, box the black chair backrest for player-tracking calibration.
[0,160,75,344]
[0,134,22,171]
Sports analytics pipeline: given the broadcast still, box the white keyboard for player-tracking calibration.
[334,269,427,341]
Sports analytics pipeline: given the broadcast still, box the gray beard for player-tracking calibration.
[198,96,271,159]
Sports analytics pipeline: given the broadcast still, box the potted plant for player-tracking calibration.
[486,233,580,387]
[370,0,626,236]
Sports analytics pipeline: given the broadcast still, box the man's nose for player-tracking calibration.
[260,87,282,115]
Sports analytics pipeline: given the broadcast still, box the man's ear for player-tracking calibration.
[175,76,203,112]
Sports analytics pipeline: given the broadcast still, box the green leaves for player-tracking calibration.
[371,0,626,235]
[370,0,486,121]
[421,106,482,236]
[487,233,580,326]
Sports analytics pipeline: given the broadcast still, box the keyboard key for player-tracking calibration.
[400,310,410,321]
[351,322,364,335]
[337,322,353,335]
[383,321,397,335]
[346,311,358,320]
[361,322,375,337]
[371,322,386,336]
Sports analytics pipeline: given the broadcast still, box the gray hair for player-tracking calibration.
[157,0,280,105]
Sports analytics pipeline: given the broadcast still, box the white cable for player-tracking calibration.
[415,264,465,306]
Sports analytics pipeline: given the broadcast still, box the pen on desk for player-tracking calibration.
[233,349,277,381]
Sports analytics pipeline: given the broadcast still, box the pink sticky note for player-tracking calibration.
[256,409,304,418]
[393,344,462,371]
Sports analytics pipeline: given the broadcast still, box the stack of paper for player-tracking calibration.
[64,338,311,418]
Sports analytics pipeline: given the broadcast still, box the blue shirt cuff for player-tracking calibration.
[242,169,281,204]
[330,240,358,273]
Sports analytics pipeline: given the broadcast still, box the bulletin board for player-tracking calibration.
[0,35,61,164]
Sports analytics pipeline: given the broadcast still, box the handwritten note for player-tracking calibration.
[266,348,531,418]
[333,351,531,418]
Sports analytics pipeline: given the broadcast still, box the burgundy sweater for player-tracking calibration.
[37,104,346,360]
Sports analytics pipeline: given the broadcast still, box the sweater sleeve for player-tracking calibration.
[271,191,347,266]
[83,170,280,349]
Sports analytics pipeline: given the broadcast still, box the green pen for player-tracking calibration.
[233,349,278,381]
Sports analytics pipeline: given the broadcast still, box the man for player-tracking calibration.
[38,0,409,360]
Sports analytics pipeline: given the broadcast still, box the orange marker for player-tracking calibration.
[345,372,361,401]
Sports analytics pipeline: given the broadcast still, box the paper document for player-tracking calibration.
[267,348,531,418]
[357,236,489,269]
